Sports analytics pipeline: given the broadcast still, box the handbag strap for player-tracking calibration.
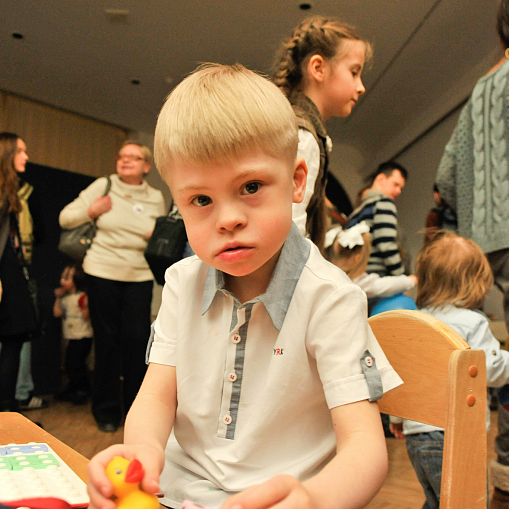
[103,175,112,196]
[91,175,112,226]
[12,210,30,278]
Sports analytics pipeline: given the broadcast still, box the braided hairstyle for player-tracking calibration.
[0,132,22,214]
[272,16,372,98]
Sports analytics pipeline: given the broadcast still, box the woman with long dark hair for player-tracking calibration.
[0,132,38,411]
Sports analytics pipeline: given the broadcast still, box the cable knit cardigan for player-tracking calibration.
[436,58,509,254]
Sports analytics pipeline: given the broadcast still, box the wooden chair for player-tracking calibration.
[369,309,487,508]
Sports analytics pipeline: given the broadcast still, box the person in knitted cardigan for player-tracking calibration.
[435,1,509,506]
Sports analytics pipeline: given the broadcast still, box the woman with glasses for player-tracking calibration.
[59,140,165,432]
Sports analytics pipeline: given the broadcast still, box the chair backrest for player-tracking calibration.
[369,309,487,509]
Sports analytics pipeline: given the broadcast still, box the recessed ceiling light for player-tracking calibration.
[12,32,24,39]
[164,76,174,85]
[131,79,140,85]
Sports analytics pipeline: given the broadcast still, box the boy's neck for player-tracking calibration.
[223,249,282,304]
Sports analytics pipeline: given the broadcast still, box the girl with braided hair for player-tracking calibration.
[273,16,371,251]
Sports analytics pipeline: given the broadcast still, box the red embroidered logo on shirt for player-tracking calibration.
[273,348,284,355]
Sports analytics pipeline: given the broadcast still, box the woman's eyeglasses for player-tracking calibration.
[116,154,145,162]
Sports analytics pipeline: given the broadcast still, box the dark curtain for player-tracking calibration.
[23,162,95,395]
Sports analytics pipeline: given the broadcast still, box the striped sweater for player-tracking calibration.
[347,189,403,276]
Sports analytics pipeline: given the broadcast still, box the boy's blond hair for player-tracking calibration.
[325,231,372,280]
[416,230,494,310]
[154,63,298,177]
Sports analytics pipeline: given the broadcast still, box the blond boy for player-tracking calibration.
[87,64,402,509]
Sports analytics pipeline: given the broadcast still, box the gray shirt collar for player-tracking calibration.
[201,222,311,331]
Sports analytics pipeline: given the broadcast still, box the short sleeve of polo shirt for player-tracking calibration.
[301,276,402,408]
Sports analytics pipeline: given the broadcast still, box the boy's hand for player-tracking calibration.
[389,422,405,439]
[220,475,316,509]
[87,444,163,509]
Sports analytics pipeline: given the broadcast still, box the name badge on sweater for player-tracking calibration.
[133,203,144,215]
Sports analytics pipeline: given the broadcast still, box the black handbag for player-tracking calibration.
[58,176,111,261]
[144,205,187,285]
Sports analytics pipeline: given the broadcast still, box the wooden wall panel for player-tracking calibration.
[0,91,128,177]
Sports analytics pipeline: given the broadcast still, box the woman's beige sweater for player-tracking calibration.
[59,174,165,282]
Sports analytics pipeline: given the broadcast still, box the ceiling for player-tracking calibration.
[1,0,503,173]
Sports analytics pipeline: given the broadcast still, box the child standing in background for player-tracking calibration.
[390,231,509,509]
[272,16,371,250]
[54,264,93,405]
[324,221,417,299]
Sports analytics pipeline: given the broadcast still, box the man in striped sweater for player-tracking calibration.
[347,162,408,276]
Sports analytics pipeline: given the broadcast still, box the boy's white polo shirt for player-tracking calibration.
[149,223,402,508]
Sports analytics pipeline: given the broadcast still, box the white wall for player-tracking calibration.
[393,110,460,272]
[367,46,502,172]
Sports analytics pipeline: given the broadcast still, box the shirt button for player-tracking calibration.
[365,356,374,367]
[232,334,241,344]
[223,415,232,425]
[228,372,237,382]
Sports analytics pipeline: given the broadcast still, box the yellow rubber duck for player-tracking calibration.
[106,456,160,509]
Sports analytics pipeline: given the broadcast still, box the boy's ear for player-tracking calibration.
[292,157,308,204]
[308,54,327,83]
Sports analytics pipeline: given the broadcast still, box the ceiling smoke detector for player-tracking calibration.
[104,8,130,24]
